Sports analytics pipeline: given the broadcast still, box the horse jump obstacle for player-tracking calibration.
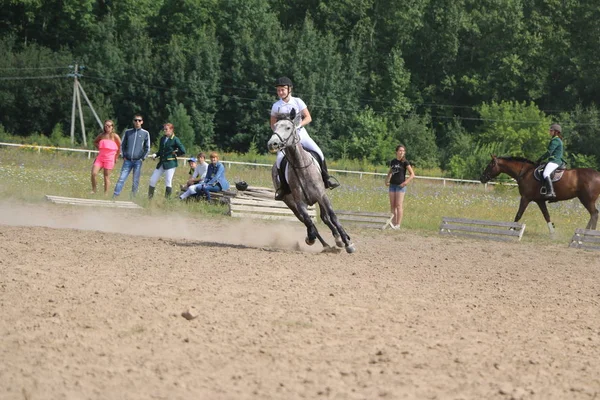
[439,217,526,242]
[569,228,600,251]
[45,195,142,209]
[229,187,389,229]
[228,197,316,222]
[334,210,394,230]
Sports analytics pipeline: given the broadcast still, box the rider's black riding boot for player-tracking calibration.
[320,159,339,189]
[544,177,556,199]
[275,167,290,201]
[165,186,172,199]
[148,185,155,199]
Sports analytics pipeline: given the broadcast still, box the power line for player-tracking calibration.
[0,66,70,70]
[0,67,564,115]
[0,74,69,80]
[1,66,598,125]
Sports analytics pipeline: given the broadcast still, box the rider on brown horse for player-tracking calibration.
[536,123,565,199]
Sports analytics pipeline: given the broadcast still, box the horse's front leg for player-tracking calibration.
[514,196,531,223]
[320,198,355,253]
[297,205,330,248]
[535,200,555,234]
[318,204,344,248]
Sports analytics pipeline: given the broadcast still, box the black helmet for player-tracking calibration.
[235,181,248,191]
[275,76,293,87]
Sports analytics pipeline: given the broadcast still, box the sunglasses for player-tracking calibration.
[133,119,142,122]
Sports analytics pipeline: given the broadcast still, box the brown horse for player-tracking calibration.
[480,155,600,233]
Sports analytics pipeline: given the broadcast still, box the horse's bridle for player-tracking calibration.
[272,121,300,149]
[483,157,526,188]
[274,122,311,170]
[481,159,497,182]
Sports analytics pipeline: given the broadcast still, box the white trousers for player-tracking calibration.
[543,162,559,178]
[276,128,324,168]
[180,183,204,199]
[149,166,176,188]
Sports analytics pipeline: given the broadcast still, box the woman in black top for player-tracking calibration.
[385,144,415,229]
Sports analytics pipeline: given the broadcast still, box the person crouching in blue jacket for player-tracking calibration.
[199,152,230,201]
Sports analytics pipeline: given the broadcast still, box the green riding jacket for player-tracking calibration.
[155,135,185,170]
[540,136,564,164]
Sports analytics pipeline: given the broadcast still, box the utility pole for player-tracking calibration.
[68,64,103,146]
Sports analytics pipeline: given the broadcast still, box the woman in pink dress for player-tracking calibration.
[91,120,122,194]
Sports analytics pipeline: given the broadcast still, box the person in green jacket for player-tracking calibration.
[536,123,565,199]
[148,123,186,199]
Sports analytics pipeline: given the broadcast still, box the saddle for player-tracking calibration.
[533,162,566,183]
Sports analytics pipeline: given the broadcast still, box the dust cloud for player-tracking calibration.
[0,201,312,251]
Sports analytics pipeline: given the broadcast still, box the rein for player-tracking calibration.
[281,128,312,170]
[515,164,527,183]
[500,159,533,187]
[281,128,316,204]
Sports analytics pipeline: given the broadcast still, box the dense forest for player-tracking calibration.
[1,0,599,178]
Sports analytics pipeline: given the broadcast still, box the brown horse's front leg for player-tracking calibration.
[535,200,555,234]
[514,196,531,222]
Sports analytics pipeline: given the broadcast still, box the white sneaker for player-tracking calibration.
[390,224,399,230]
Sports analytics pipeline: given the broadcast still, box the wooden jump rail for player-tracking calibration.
[569,228,600,251]
[334,210,394,230]
[227,187,391,229]
[45,195,142,209]
[228,197,316,222]
[439,217,526,242]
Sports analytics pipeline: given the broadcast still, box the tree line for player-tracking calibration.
[1,0,599,178]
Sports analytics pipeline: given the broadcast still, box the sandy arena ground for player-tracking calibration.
[0,202,599,400]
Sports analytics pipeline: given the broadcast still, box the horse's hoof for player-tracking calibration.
[345,243,356,254]
[334,235,344,248]
[305,237,315,246]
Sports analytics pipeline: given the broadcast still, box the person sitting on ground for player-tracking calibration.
[180,152,230,202]
[187,157,198,178]
[179,153,211,200]
[180,153,209,192]
[270,76,339,200]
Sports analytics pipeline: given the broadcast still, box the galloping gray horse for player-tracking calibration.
[267,109,355,253]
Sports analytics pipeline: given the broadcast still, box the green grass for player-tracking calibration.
[0,147,592,243]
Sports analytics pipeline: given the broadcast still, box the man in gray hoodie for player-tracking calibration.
[112,114,151,198]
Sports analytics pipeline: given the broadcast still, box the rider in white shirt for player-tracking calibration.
[270,76,339,200]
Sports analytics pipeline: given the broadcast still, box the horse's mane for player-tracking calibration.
[274,113,294,122]
[498,156,536,165]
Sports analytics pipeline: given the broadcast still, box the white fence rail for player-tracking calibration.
[0,141,511,188]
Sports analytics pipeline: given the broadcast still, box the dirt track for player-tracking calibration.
[1,203,599,399]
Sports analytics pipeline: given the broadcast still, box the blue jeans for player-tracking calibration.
[202,184,222,201]
[113,159,143,197]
